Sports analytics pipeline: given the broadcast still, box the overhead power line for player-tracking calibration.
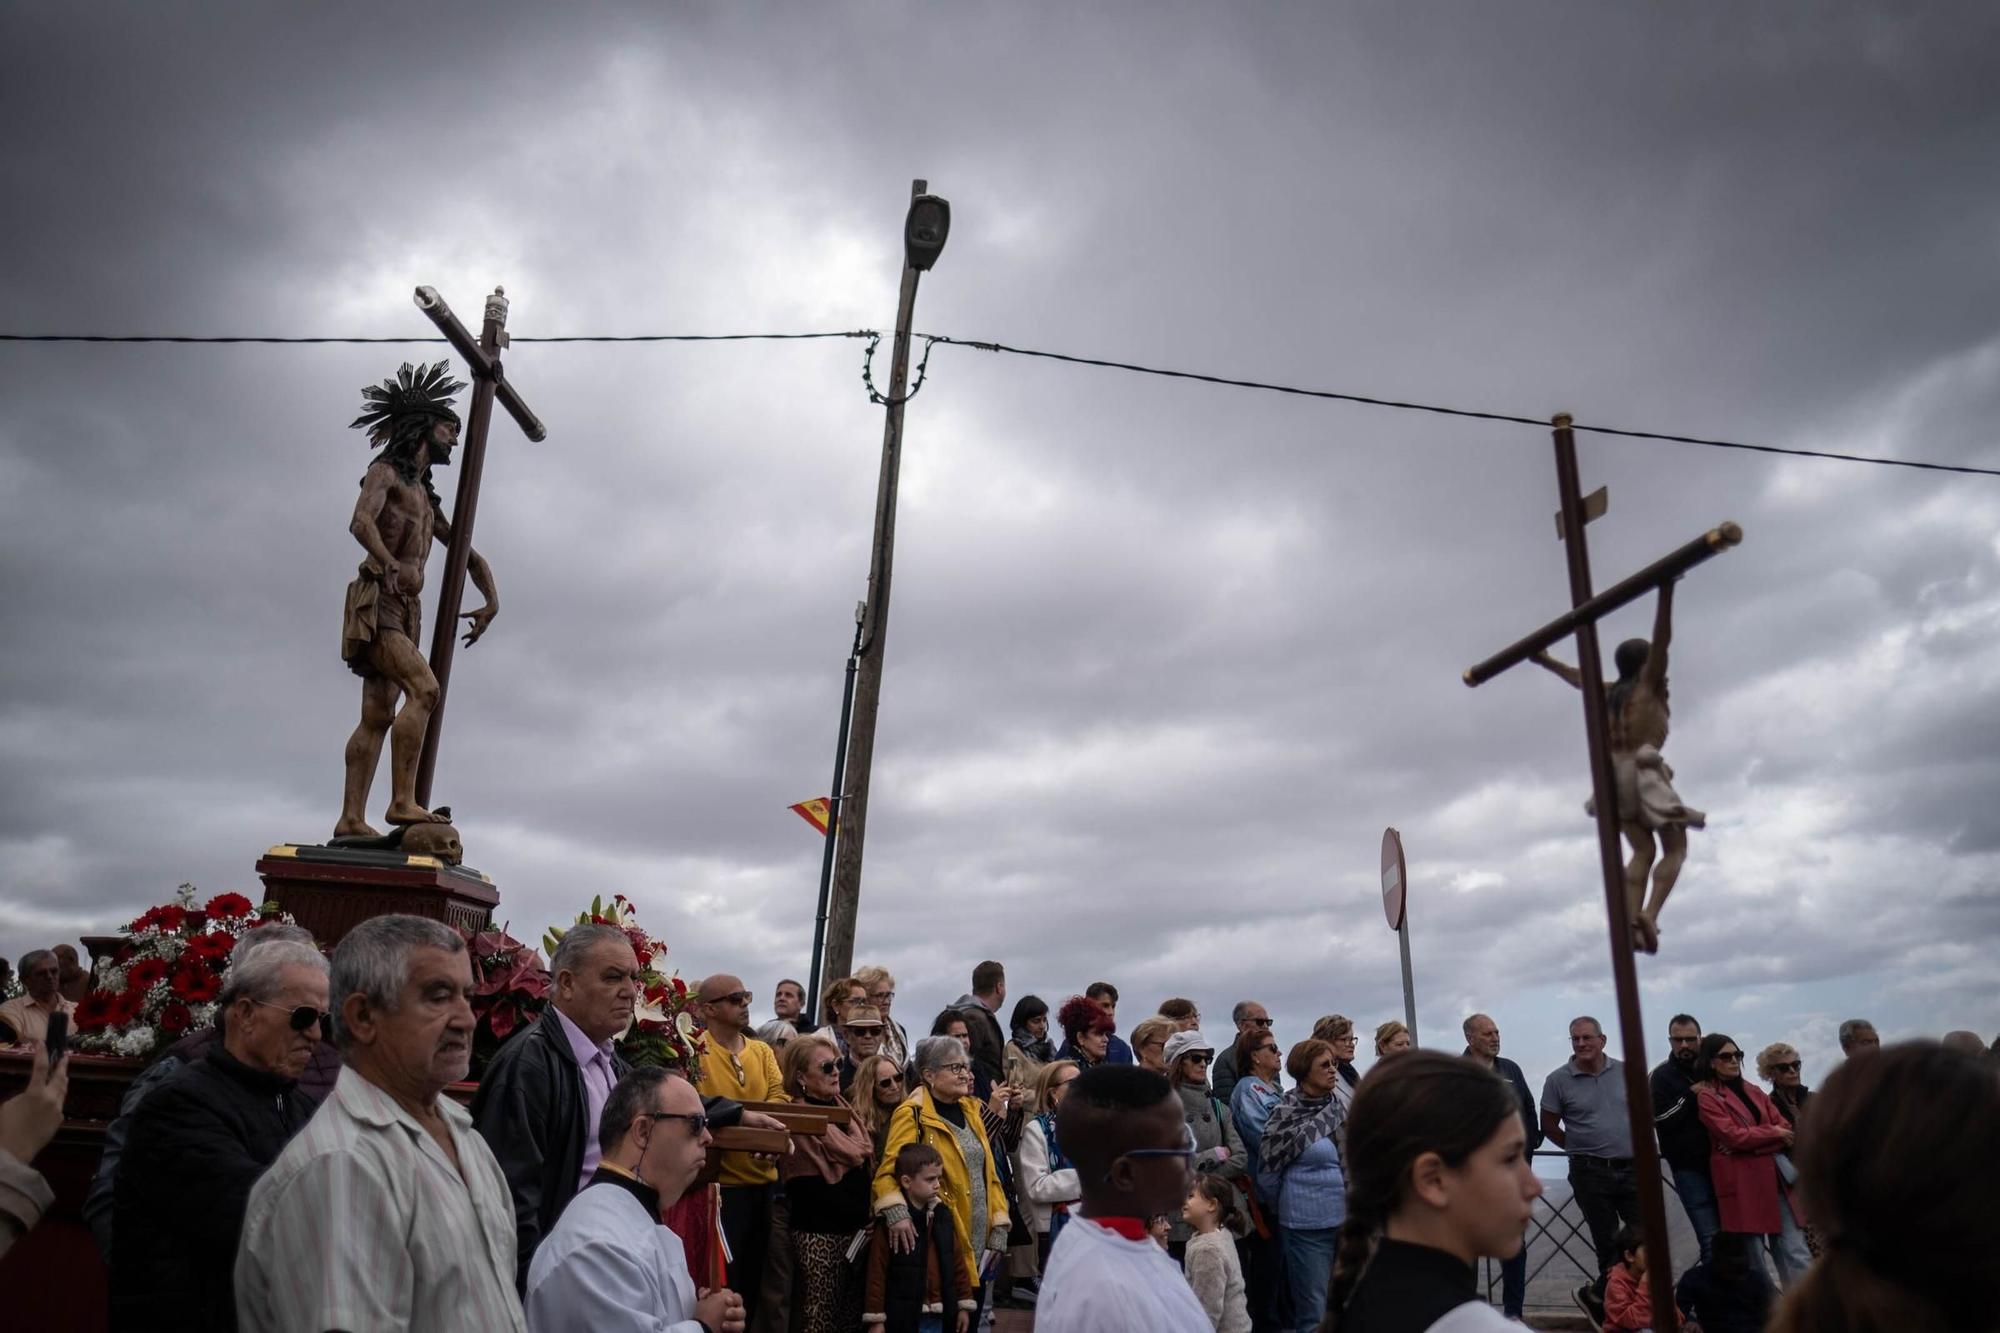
[0,331,872,345]
[3,327,1994,479]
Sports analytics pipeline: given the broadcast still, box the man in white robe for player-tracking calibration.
[526,1068,746,1333]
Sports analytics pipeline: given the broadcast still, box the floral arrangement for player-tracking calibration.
[546,894,706,1072]
[74,884,299,1061]
[459,923,550,1079]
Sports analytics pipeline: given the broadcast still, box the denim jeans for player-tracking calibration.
[1765,1192,1812,1286]
[1670,1164,1720,1266]
[1568,1157,1640,1296]
[1283,1226,1338,1333]
[916,1317,945,1333]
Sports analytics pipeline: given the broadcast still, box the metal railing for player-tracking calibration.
[1475,1150,1686,1313]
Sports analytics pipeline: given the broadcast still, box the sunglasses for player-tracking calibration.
[876,1074,904,1089]
[645,1111,710,1136]
[1771,1061,1801,1074]
[1255,1044,1278,1056]
[815,1059,840,1076]
[1183,1052,1213,1065]
[256,999,331,1034]
[1714,1050,1743,1062]
[1105,1124,1198,1182]
[713,991,753,1007]
[1248,1017,1272,1028]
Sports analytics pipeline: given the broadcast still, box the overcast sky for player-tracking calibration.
[4,2,1997,1091]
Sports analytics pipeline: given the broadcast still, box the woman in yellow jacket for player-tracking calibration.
[872,1034,1011,1315]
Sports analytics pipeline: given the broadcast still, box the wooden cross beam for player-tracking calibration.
[1463,413,1742,1330]
[409,285,547,809]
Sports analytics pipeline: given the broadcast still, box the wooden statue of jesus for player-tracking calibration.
[1531,579,1704,952]
[336,361,499,837]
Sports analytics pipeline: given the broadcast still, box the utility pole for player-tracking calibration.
[824,181,951,982]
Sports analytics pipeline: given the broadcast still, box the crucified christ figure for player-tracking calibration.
[335,362,498,837]
[1531,579,1704,953]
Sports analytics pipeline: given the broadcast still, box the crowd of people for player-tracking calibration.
[1,933,1998,1333]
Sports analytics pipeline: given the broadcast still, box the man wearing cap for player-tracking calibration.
[1161,1030,1246,1259]
[837,1004,888,1089]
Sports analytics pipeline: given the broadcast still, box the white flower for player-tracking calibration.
[114,1028,158,1058]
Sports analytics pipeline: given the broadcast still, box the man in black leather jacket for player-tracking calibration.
[472,923,764,1289]
[109,939,331,1331]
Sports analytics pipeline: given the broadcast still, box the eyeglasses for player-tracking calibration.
[712,991,753,1007]
[1248,1017,1272,1028]
[870,991,895,1003]
[255,999,331,1034]
[936,1061,971,1075]
[876,1074,904,1089]
[645,1111,710,1136]
[1714,1050,1743,1062]
[815,1059,840,1076]
[1105,1124,1197,1182]
[1255,1044,1278,1056]
[1771,1061,1801,1074]
[1183,1052,1213,1065]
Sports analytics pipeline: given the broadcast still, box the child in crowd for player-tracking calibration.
[1601,1224,1664,1331]
[1674,1233,1773,1333]
[1182,1176,1251,1333]
[864,1144,969,1333]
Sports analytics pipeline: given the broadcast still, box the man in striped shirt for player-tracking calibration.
[236,915,525,1333]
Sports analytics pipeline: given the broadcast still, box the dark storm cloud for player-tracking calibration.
[4,2,1998,1082]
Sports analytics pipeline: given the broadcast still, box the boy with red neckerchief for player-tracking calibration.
[1035,1066,1214,1333]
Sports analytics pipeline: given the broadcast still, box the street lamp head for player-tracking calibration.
[905,195,951,272]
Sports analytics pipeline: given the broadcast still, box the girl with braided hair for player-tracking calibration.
[1320,1051,1540,1333]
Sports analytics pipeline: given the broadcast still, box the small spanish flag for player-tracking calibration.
[788,798,834,835]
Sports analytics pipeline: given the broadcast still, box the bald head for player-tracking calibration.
[1463,1013,1499,1060]
[698,974,751,1039]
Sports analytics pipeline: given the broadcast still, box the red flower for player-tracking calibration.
[128,904,189,934]
[158,1001,193,1036]
[170,966,221,1003]
[186,932,236,963]
[111,989,146,1026]
[74,990,119,1032]
[488,999,521,1040]
[204,892,254,918]
[125,957,171,991]
[114,943,136,965]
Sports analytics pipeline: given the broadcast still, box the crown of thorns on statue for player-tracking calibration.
[350,361,467,445]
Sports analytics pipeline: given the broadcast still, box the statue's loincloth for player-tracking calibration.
[1586,744,1706,830]
[341,564,421,676]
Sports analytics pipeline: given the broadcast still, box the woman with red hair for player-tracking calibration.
[1055,994,1115,1070]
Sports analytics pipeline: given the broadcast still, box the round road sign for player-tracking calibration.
[1381,827,1407,931]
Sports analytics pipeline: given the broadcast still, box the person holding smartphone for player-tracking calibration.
[0,1029,71,1258]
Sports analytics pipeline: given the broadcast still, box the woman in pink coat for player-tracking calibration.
[1693,1033,1811,1286]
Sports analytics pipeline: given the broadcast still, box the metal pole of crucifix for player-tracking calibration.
[1463,413,1742,1329]
[411,285,547,809]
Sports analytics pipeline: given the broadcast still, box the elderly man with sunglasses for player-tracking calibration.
[526,1067,746,1333]
[83,924,340,1262]
[1209,1001,1271,1104]
[109,936,331,1331]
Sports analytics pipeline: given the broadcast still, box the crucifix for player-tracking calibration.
[333,286,546,839]
[1463,413,1741,1330]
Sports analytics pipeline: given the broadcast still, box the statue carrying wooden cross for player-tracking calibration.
[334,286,546,840]
[1463,413,1741,1330]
